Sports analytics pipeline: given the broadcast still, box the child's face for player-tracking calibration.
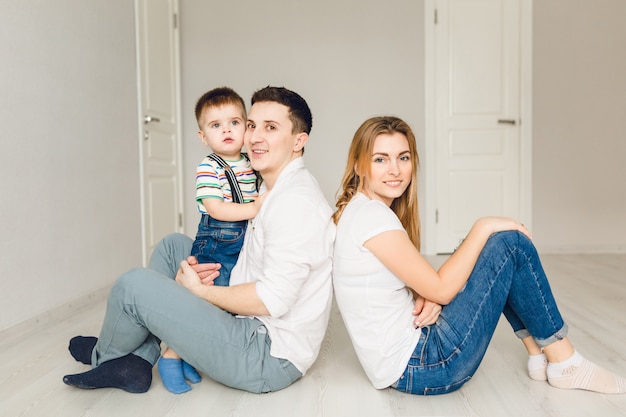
[197,103,246,160]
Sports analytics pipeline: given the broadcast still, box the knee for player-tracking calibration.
[111,267,152,298]
[490,230,528,247]
[487,231,536,260]
[159,233,192,251]
[109,268,174,311]
[151,233,192,260]
[149,233,193,274]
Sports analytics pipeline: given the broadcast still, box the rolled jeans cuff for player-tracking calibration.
[514,322,569,348]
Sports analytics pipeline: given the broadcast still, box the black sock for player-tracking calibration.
[68,336,98,365]
[63,354,153,394]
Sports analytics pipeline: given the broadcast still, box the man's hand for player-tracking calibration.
[176,259,269,316]
[176,258,220,296]
[185,256,221,286]
[175,260,200,294]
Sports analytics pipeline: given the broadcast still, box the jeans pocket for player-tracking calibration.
[216,227,244,243]
[215,231,245,256]
[429,316,463,364]
[190,239,207,258]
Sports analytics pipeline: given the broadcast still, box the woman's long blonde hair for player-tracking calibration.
[332,116,421,250]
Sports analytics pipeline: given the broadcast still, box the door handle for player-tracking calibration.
[498,119,517,125]
[143,115,161,124]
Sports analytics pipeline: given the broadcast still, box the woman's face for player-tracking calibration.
[363,132,412,206]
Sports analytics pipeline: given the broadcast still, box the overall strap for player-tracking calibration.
[241,152,262,191]
[206,153,244,204]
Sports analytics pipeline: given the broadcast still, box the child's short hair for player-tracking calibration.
[195,87,246,126]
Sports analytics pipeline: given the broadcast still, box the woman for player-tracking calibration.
[332,116,625,395]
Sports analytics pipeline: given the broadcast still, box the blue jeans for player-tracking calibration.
[393,231,568,395]
[190,214,247,286]
[91,233,302,393]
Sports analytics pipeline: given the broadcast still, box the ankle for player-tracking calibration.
[543,338,575,363]
[162,348,181,359]
[68,336,98,365]
[528,353,548,381]
[547,351,583,379]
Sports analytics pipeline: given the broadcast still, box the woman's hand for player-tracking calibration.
[475,216,532,240]
[412,295,442,328]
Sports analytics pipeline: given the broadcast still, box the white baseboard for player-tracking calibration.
[0,285,111,335]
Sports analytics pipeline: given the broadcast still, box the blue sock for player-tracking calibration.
[157,357,191,394]
[182,360,202,384]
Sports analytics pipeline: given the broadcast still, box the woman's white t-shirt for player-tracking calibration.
[333,193,421,389]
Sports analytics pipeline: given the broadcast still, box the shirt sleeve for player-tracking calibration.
[351,199,406,247]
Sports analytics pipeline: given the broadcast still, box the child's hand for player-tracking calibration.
[252,192,270,212]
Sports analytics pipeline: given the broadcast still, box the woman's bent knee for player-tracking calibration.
[488,230,531,250]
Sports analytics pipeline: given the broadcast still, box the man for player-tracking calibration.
[63,86,336,394]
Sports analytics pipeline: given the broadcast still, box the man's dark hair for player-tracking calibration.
[251,86,312,134]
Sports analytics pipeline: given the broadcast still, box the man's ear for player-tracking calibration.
[293,132,309,152]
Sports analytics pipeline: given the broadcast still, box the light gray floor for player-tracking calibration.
[2,254,626,417]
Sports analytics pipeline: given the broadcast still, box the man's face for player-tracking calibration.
[244,101,306,186]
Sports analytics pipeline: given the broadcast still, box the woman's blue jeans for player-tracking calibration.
[190,214,247,286]
[393,231,568,395]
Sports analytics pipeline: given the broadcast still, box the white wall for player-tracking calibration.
[179,0,426,237]
[0,0,142,331]
[179,0,626,254]
[533,1,626,252]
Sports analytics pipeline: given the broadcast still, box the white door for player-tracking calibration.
[135,0,183,264]
[426,0,530,254]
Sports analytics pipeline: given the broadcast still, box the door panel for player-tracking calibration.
[434,0,521,253]
[136,0,182,264]
[147,178,178,248]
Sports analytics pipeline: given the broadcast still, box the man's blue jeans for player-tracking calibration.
[190,214,247,286]
[393,231,568,395]
[90,233,302,393]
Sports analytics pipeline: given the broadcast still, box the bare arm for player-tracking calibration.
[437,217,532,290]
[201,192,268,222]
[364,217,531,305]
[176,260,270,316]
